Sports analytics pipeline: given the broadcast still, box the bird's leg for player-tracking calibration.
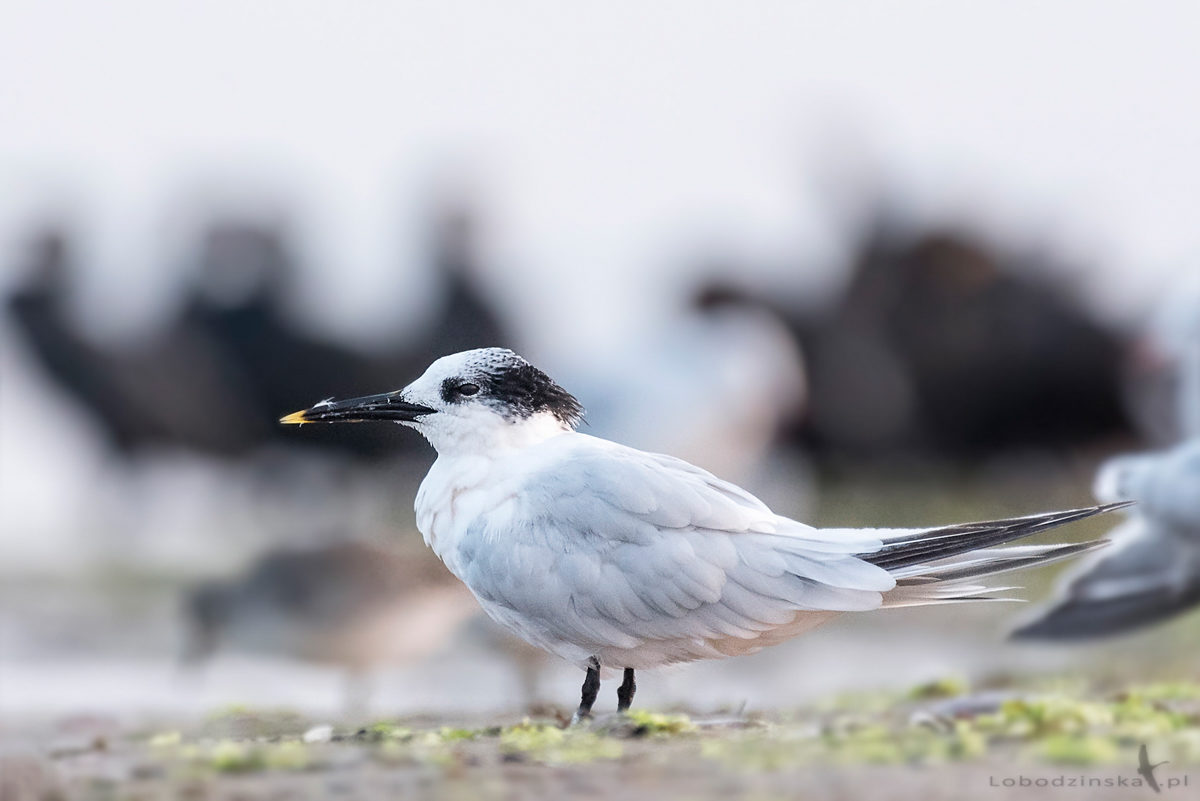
[616,668,636,713]
[571,657,601,725]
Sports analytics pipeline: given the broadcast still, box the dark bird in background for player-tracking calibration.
[6,227,272,458]
[5,199,515,466]
[180,221,405,459]
[419,202,510,358]
[697,218,1131,464]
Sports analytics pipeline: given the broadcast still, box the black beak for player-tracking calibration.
[279,391,436,425]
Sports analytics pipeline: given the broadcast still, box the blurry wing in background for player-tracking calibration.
[182,221,412,460]
[419,200,513,356]
[6,229,149,453]
[1011,517,1200,639]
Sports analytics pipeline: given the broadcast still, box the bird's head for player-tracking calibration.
[1093,453,1156,504]
[280,348,584,455]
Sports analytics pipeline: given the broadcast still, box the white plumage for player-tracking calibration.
[417,431,888,672]
[284,347,1119,713]
[1015,286,1200,640]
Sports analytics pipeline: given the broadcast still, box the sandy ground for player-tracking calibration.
[5,682,1199,801]
[3,470,1198,799]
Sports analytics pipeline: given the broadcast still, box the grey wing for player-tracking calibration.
[457,440,894,667]
[1012,517,1200,639]
[1154,442,1200,525]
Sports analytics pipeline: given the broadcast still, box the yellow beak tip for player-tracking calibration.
[279,410,309,425]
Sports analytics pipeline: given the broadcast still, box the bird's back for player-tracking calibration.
[418,431,895,670]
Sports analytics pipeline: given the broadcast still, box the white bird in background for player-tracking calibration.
[183,541,551,713]
[283,348,1122,720]
[1015,289,1200,639]
[553,298,805,483]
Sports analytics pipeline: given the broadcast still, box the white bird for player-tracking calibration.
[1015,291,1200,639]
[551,296,805,482]
[282,348,1122,719]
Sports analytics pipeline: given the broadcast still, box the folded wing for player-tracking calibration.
[455,435,1118,667]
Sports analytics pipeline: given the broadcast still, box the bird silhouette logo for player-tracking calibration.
[1138,744,1168,793]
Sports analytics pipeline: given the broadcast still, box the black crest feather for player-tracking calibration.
[461,348,585,427]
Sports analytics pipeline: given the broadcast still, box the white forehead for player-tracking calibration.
[1093,453,1154,503]
[410,348,523,388]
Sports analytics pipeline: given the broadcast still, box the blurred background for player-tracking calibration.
[2,0,1198,734]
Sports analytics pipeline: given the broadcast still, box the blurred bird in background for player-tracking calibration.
[183,541,547,713]
[5,197,517,468]
[556,281,806,485]
[695,210,1131,466]
[6,226,273,459]
[1014,286,1200,639]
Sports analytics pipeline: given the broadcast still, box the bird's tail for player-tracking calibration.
[832,504,1129,608]
[1010,518,1200,639]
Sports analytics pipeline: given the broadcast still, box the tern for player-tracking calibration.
[282,348,1122,721]
[1013,295,1200,639]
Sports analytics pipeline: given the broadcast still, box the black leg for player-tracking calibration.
[572,657,601,723]
[616,668,636,712]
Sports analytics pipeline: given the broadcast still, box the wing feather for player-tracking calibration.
[458,435,893,665]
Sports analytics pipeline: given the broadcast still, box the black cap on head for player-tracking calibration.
[443,348,585,427]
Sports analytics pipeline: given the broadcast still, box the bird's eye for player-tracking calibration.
[456,382,480,397]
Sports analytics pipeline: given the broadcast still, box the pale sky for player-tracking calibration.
[2,1,1198,356]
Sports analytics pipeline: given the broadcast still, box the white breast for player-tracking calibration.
[415,450,527,576]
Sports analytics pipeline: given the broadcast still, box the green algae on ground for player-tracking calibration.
[197,740,320,774]
[261,741,312,771]
[624,710,697,736]
[1122,682,1200,702]
[1037,734,1121,765]
[980,697,1116,738]
[110,678,1200,780]
[207,740,267,774]
[707,679,1200,771]
[906,676,968,700]
[499,721,623,764]
[947,684,1200,766]
[360,721,497,744]
[146,731,182,749]
[438,725,498,742]
[374,732,463,768]
[359,722,414,742]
